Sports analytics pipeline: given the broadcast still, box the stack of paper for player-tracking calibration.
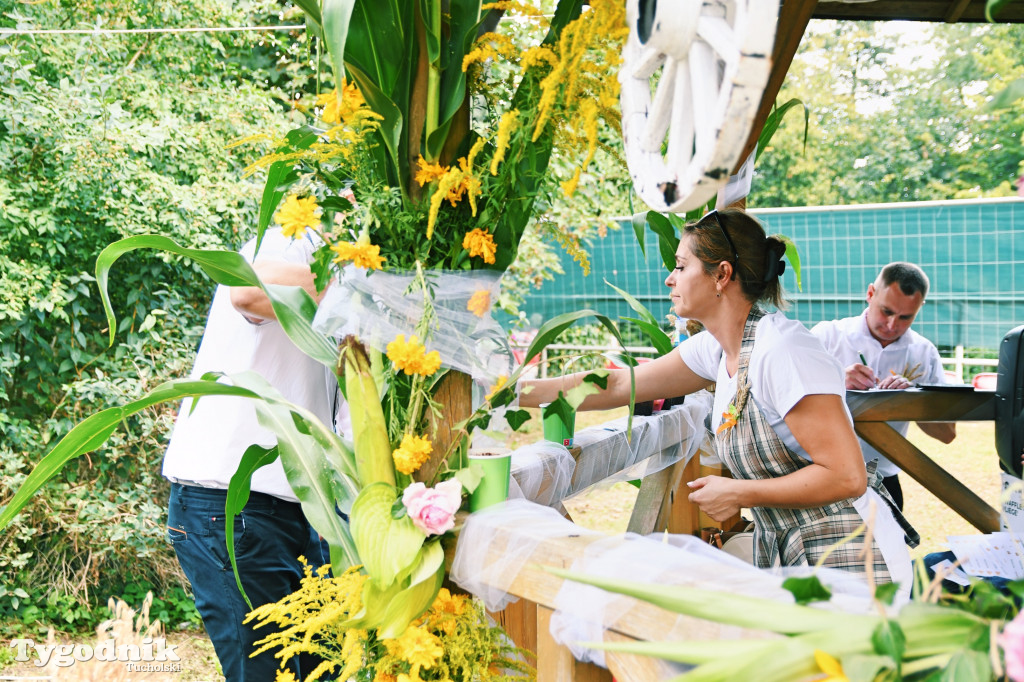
[946,532,1024,580]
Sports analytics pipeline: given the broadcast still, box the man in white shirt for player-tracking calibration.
[811,262,956,510]
[164,228,346,681]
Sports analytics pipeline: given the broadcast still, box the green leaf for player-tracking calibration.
[842,654,896,682]
[621,317,673,356]
[453,465,483,494]
[350,483,426,588]
[874,581,901,606]
[986,76,1024,111]
[986,0,1014,21]
[546,567,859,634]
[631,212,647,257]
[605,280,657,327]
[645,210,680,273]
[938,648,990,681]
[95,235,337,366]
[225,444,280,608]
[520,309,624,368]
[757,98,808,160]
[322,0,357,95]
[504,408,531,431]
[777,235,803,292]
[353,556,445,638]
[871,620,906,665]
[781,575,832,605]
[582,371,609,390]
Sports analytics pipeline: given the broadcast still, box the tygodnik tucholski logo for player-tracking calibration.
[9,636,182,670]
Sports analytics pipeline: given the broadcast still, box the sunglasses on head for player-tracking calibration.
[700,210,739,269]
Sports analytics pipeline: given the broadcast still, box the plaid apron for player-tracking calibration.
[717,309,916,581]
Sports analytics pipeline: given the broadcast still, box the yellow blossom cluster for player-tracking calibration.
[393,434,433,475]
[386,335,442,376]
[419,139,487,239]
[274,194,320,239]
[247,560,369,682]
[383,626,444,680]
[489,110,519,176]
[466,289,491,318]
[330,240,386,270]
[485,375,508,402]
[317,81,368,126]
[462,228,497,265]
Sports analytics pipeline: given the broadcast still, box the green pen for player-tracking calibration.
[858,352,868,366]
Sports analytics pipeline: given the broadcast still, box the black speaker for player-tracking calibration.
[996,325,1024,477]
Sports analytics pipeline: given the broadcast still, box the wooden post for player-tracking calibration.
[418,369,473,482]
[536,605,612,682]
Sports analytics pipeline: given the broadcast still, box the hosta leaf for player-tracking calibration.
[351,483,425,588]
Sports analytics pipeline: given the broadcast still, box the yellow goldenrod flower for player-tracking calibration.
[274,195,320,239]
[462,228,497,265]
[467,289,491,318]
[317,81,369,125]
[490,110,520,175]
[275,669,298,682]
[427,168,465,239]
[415,156,448,186]
[384,626,443,678]
[813,649,849,682]
[393,434,433,475]
[561,167,582,197]
[330,241,386,270]
[486,375,508,401]
[386,334,443,376]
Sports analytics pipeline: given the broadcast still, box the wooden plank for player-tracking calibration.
[944,0,974,22]
[847,389,995,422]
[627,461,677,534]
[667,454,703,535]
[537,605,613,682]
[490,599,538,657]
[735,0,818,174]
[855,421,999,533]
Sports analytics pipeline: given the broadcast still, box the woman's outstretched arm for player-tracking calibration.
[518,349,712,410]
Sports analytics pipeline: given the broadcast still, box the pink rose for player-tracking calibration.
[1003,611,1024,682]
[402,479,463,536]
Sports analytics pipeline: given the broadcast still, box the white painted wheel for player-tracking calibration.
[619,0,779,213]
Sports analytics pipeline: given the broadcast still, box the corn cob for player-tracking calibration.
[341,336,396,487]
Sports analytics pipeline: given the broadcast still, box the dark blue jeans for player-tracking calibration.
[167,483,329,682]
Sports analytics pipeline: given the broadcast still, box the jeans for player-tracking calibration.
[167,483,329,682]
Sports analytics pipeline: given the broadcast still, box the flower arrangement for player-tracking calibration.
[0,2,634,678]
[247,560,532,682]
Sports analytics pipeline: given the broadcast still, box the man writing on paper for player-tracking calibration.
[812,262,956,511]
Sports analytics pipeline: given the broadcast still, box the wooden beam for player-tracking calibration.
[847,389,996,422]
[855,421,1000,533]
[944,0,974,22]
[734,0,819,174]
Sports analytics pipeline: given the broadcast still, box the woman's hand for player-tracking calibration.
[687,475,743,522]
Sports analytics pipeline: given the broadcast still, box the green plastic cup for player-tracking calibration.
[468,450,512,511]
[541,400,576,448]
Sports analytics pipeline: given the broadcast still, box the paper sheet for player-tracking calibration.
[946,532,1024,579]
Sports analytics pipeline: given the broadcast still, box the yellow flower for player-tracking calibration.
[462,228,497,264]
[415,156,448,186]
[813,649,849,682]
[275,669,298,682]
[317,81,369,125]
[393,434,433,475]
[384,626,443,678]
[274,194,320,239]
[486,375,508,401]
[490,109,519,175]
[386,334,443,376]
[330,240,386,270]
[373,673,397,682]
[467,289,491,317]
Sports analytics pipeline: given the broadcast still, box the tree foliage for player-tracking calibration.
[752,20,1024,207]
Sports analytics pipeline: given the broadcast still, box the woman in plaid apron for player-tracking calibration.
[521,208,912,591]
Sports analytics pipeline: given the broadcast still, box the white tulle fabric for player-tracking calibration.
[452,501,884,669]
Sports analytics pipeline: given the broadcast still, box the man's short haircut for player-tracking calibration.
[878,262,929,298]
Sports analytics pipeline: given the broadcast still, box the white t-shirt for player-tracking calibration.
[811,312,945,476]
[162,229,348,501]
[678,311,849,461]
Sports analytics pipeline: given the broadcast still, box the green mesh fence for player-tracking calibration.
[516,198,1024,350]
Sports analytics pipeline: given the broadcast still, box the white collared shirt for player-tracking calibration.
[811,311,945,476]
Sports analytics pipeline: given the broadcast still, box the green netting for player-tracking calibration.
[517,198,1024,350]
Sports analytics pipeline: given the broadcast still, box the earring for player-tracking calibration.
[716,292,721,298]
